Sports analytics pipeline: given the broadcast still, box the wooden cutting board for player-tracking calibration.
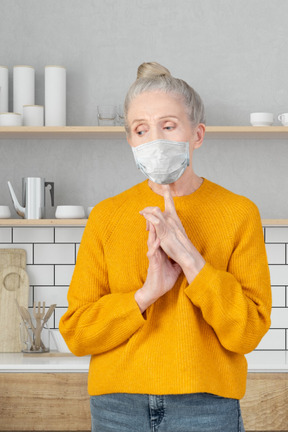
[0,249,29,352]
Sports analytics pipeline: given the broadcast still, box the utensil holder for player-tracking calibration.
[20,322,50,353]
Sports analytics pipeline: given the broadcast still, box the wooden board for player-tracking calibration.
[0,249,29,352]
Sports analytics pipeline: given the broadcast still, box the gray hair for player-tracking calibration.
[124,62,206,134]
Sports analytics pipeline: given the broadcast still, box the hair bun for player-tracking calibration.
[137,62,171,79]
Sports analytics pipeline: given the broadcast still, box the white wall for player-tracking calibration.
[1,0,288,218]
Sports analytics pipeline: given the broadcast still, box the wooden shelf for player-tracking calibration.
[0,219,287,226]
[0,126,288,140]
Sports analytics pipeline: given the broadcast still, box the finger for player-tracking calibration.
[163,185,177,215]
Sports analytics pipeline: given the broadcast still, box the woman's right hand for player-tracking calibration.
[134,222,182,314]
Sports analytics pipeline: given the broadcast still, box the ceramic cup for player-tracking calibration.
[55,205,86,219]
[250,112,274,126]
[278,113,288,126]
[23,105,44,126]
[0,206,11,218]
[0,112,22,126]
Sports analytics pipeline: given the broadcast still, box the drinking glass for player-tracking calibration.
[97,105,117,126]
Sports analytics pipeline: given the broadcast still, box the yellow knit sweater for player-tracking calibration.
[59,179,271,399]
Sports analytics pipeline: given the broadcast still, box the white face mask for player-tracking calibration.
[131,139,190,185]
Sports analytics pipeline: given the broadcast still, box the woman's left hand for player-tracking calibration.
[140,185,206,283]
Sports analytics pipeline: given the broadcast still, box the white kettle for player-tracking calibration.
[8,177,54,219]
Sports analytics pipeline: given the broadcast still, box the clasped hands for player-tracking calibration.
[134,185,205,313]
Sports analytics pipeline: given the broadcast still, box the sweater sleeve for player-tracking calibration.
[185,201,272,355]
[59,205,145,356]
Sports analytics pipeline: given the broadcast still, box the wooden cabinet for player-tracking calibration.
[241,373,288,431]
[0,373,91,431]
[0,372,288,431]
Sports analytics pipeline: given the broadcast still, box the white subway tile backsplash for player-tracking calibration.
[271,308,288,328]
[0,227,11,242]
[13,227,54,243]
[272,286,286,307]
[256,329,285,350]
[34,244,75,264]
[246,350,287,364]
[55,227,84,243]
[54,307,68,328]
[266,244,286,264]
[27,265,54,285]
[269,265,288,285]
[55,265,74,285]
[34,286,69,307]
[266,227,288,243]
[0,243,33,264]
[1,223,288,353]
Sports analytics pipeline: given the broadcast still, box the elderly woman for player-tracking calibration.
[60,62,271,432]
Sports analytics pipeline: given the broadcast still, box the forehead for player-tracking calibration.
[128,91,187,120]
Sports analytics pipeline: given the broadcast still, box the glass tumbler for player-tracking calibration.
[97,105,117,126]
[20,322,50,353]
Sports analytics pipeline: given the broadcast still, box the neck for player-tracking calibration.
[148,169,203,197]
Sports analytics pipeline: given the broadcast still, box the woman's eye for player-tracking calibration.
[164,125,174,130]
[137,130,145,136]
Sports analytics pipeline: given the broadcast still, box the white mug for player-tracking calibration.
[278,113,288,126]
[23,105,44,126]
[0,112,22,126]
[250,112,274,126]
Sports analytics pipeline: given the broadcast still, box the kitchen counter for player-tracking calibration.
[0,352,90,372]
[1,350,288,373]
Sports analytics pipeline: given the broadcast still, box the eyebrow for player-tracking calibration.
[131,115,179,126]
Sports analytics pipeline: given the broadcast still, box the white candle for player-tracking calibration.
[13,66,35,117]
[0,66,9,113]
[45,66,66,126]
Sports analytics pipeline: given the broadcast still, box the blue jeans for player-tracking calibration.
[90,393,245,431]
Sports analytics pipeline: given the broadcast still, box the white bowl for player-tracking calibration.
[55,205,85,219]
[87,206,94,216]
[0,205,11,218]
[250,112,274,126]
[49,329,71,353]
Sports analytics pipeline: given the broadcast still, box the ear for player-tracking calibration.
[192,123,205,149]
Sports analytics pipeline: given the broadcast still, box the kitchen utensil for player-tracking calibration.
[17,303,48,352]
[7,177,54,219]
[55,205,85,219]
[41,304,56,329]
[33,301,46,350]
[250,112,274,126]
[0,264,29,352]
[0,205,11,218]
[278,113,288,126]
